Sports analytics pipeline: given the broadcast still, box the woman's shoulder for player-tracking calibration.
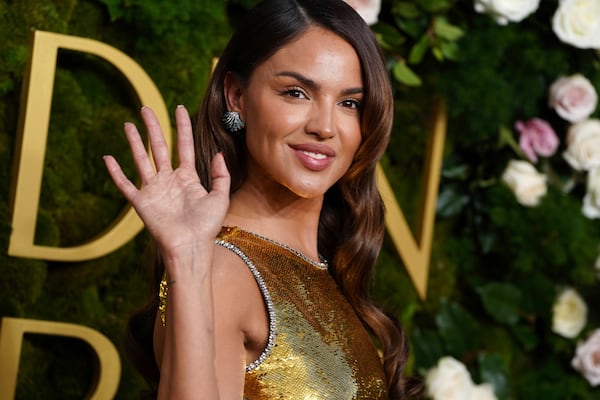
[212,235,269,358]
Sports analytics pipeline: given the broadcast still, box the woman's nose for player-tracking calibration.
[305,103,335,139]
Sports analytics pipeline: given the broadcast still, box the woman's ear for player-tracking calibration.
[223,72,244,115]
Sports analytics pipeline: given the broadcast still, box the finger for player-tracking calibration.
[141,106,172,172]
[210,152,231,196]
[103,155,139,202]
[124,122,157,183]
[175,105,196,169]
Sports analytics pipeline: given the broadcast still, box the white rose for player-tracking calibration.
[501,160,547,206]
[583,168,600,218]
[474,0,540,25]
[344,0,381,25]
[426,356,474,400]
[552,287,588,339]
[572,329,600,386]
[563,119,600,171]
[468,384,498,400]
[549,74,598,123]
[552,0,600,49]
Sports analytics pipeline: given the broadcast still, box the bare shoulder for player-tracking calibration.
[211,243,265,326]
[212,241,269,366]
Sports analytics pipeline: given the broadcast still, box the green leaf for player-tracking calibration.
[373,22,406,50]
[420,0,453,13]
[396,18,427,39]
[434,17,465,41]
[412,328,446,371]
[408,33,430,64]
[432,45,445,61]
[509,324,539,350]
[392,2,421,19]
[442,164,470,180]
[392,62,422,86]
[437,184,469,217]
[479,353,511,400]
[440,40,460,61]
[435,299,479,358]
[477,283,522,325]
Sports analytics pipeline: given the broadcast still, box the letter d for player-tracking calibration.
[9,30,172,261]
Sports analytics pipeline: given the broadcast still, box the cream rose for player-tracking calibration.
[583,168,600,218]
[468,384,498,400]
[553,0,600,49]
[426,357,474,400]
[563,119,600,171]
[344,0,381,25]
[474,0,540,25]
[572,329,600,386]
[549,74,598,123]
[552,287,588,339]
[501,160,547,206]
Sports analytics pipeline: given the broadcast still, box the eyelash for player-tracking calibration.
[281,86,307,99]
[341,99,362,110]
[281,87,362,111]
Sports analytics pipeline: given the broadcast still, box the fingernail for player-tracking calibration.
[176,104,185,109]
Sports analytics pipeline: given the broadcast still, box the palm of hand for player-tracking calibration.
[104,106,231,257]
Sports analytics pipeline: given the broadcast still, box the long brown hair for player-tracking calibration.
[126,0,422,398]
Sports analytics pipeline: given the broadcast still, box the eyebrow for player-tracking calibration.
[275,71,363,96]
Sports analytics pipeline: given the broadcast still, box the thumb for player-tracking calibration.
[210,152,231,195]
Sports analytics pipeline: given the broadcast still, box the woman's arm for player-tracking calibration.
[104,106,233,399]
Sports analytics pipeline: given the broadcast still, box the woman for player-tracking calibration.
[104,0,422,398]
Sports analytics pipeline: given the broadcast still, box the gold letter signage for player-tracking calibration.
[0,317,120,399]
[8,30,172,261]
[377,100,446,299]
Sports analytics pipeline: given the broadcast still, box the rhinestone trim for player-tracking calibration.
[244,230,328,270]
[215,239,276,372]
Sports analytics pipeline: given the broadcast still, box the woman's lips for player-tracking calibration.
[290,143,335,171]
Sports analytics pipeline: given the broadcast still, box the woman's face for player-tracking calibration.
[228,26,363,199]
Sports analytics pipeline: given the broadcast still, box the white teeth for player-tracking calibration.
[302,151,327,160]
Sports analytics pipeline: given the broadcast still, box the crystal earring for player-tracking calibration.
[223,111,245,133]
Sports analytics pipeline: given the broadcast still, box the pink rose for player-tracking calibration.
[344,0,381,25]
[515,118,559,163]
[572,329,600,386]
[549,74,598,123]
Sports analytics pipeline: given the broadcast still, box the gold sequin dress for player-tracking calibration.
[216,226,388,400]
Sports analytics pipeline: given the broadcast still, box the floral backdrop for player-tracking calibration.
[359,0,600,399]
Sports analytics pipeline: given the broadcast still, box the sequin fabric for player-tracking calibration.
[216,226,388,400]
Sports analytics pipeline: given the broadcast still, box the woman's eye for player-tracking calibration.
[283,88,307,99]
[341,99,362,110]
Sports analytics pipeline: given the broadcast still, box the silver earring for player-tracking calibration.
[223,111,245,133]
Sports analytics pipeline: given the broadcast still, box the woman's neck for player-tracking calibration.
[224,182,324,261]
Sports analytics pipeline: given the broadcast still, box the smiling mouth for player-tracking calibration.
[302,150,328,160]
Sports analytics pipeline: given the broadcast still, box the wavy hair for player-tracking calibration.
[125,0,422,398]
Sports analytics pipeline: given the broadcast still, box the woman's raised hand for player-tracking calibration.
[103,106,230,262]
